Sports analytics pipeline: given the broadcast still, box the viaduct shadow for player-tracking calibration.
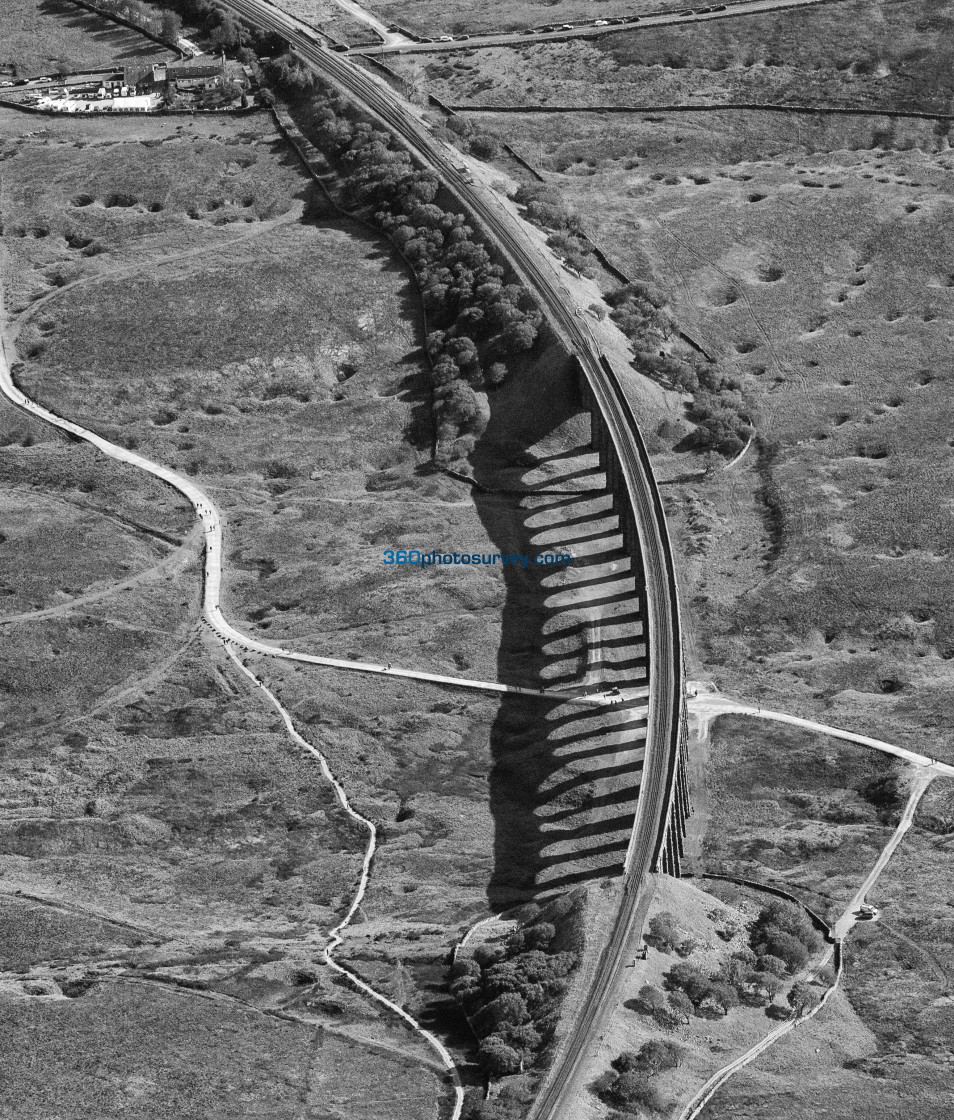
[471,347,651,908]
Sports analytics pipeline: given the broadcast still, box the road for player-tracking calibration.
[214,7,687,1116]
[688,687,954,779]
[832,767,934,939]
[351,0,843,55]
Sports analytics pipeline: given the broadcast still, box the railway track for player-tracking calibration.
[220,5,686,1112]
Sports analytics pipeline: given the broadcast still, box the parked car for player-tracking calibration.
[331,43,349,51]
[457,34,470,39]
[419,36,434,42]
[560,23,574,30]
[386,23,399,31]
[438,34,454,41]
[0,80,15,87]
[593,19,609,25]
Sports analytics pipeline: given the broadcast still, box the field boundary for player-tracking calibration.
[448,101,954,122]
[66,0,185,56]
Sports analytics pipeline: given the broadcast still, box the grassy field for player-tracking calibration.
[1,98,642,1095]
[693,717,954,1118]
[0,0,173,79]
[363,0,673,37]
[405,0,954,112]
[0,979,442,1120]
[270,0,384,45]
[698,716,900,919]
[447,102,954,767]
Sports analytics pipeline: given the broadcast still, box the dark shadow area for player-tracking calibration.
[471,346,651,907]
[39,0,173,65]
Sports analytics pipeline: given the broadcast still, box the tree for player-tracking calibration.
[667,990,693,1025]
[474,992,529,1034]
[663,962,711,1006]
[604,1072,665,1112]
[635,1039,684,1073]
[159,9,182,40]
[469,133,501,159]
[523,922,555,951]
[787,981,819,1017]
[634,984,668,1016]
[478,1035,522,1076]
[702,981,739,1017]
[648,912,678,950]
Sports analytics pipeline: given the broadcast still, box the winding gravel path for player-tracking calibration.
[0,270,466,1117]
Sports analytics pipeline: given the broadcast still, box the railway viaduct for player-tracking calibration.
[579,356,692,877]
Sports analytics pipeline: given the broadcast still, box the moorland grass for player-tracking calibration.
[0,0,172,78]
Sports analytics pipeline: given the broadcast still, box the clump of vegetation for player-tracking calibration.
[592,1041,683,1114]
[749,898,823,974]
[452,912,580,1078]
[443,115,504,162]
[634,899,823,1028]
[605,282,753,457]
[646,910,698,957]
[510,183,596,278]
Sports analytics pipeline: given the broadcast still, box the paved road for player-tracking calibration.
[688,688,954,778]
[351,0,842,55]
[215,9,687,1117]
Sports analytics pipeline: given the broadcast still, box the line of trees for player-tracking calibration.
[260,61,543,461]
[604,281,753,456]
[83,0,183,43]
[156,0,285,55]
[451,919,579,1078]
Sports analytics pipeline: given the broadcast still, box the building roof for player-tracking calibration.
[167,56,223,79]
